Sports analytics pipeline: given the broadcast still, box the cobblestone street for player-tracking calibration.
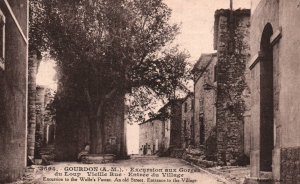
[10,157,228,184]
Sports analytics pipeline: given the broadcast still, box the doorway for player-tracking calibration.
[259,23,274,172]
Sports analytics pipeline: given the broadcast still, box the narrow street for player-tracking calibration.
[12,157,227,184]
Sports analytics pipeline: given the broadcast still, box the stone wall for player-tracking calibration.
[280,147,300,184]
[0,1,28,182]
[214,9,250,165]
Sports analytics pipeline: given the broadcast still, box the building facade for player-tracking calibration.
[0,1,28,182]
[139,99,183,155]
[192,53,218,161]
[139,118,164,155]
[246,0,300,183]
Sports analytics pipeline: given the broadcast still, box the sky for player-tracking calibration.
[36,0,251,155]
[165,0,251,63]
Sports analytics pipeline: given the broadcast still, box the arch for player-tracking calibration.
[259,23,274,172]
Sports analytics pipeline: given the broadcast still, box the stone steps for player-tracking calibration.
[182,147,217,168]
[82,154,116,164]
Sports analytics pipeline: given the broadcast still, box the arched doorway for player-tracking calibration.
[259,23,274,172]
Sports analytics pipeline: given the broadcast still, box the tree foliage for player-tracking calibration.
[30,0,191,153]
[30,0,190,115]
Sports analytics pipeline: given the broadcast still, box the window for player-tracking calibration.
[183,120,187,133]
[0,10,5,70]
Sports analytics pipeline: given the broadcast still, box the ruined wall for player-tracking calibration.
[0,1,28,182]
[214,9,250,165]
[181,94,194,148]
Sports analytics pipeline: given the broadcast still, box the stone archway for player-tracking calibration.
[259,23,274,172]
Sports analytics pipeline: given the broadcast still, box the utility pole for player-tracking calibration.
[230,0,233,10]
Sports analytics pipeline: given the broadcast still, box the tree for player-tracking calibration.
[31,0,190,154]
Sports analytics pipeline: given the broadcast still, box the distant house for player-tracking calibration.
[139,99,183,155]
[139,117,164,155]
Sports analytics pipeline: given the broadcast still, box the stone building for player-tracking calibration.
[245,0,300,183]
[139,99,183,155]
[213,9,251,165]
[0,1,28,182]
[139,117,164,155]
[192,53,218,160]
[181,93,194,149]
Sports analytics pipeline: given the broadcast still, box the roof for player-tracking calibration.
[139,98,184,126]
[138,116,162,125]
[182,92,194,103]
[191,53,217,75]
[158,98,184,113]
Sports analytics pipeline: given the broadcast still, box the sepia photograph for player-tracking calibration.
[0,0,299,183]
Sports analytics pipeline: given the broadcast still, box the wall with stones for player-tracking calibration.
[280,148,300,184]
[0,1,28,182]
[214,9,250,166]
[181,94,194,148]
